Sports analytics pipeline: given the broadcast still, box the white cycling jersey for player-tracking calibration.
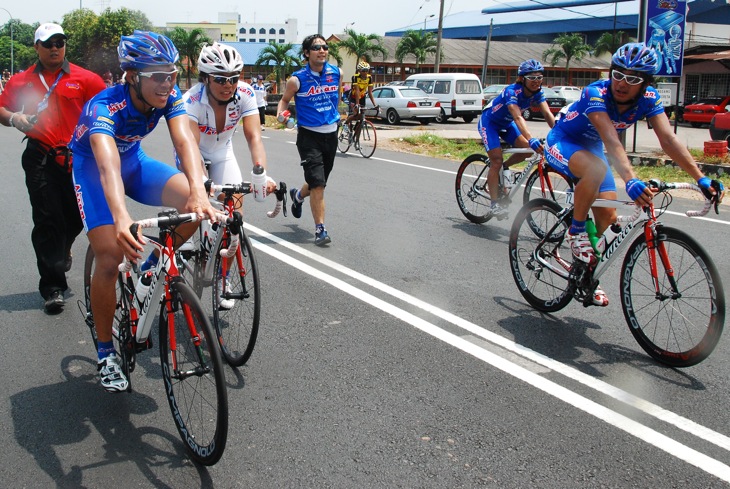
[183,81,259,184]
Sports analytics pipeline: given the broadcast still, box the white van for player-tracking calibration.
[403,73,483,123]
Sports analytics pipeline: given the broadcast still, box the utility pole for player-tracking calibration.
[433,0,445,73]
[318,0,324,34]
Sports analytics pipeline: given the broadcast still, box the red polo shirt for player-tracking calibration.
[0,60,106,148]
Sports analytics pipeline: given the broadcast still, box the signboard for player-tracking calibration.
[645,0,687,77]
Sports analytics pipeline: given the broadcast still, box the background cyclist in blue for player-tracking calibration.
[478,59,555,220]
[71,31,217,392]
[544,42,724,306]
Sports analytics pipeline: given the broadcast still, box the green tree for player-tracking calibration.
[593,31,633,57]
[61,9,98,68]
[167,27,212,89]
[254,42,301,93]
[62,7,153,76]
[395,30,439,73]
[542,33,592,72]
[0,19,38,72]
[330,28,388,68]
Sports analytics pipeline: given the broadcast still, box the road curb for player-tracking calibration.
[628,153,730,177]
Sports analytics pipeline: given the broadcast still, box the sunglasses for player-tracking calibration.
[211,74,240,85]
[611,70,644,86]
[310,44,329,52]
[138,70,179,84]
[40,39,66,49]
[523,75,543,81]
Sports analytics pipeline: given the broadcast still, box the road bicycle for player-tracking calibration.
[455,147,574,224]
[177,179,287,367]
[508,181,725,367]
[337,106,379,158]
[81,210,228,465]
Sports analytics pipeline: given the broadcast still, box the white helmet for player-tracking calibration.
[198,42,244,74]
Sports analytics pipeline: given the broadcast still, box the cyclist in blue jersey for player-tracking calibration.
[478,59,555,219]
[544,42,724,306]
[71,31,217,392]
[277,34,342,246]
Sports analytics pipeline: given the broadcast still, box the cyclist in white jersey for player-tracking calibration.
[183,43,274,189]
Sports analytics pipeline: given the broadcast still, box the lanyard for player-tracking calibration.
[36,71,64,115]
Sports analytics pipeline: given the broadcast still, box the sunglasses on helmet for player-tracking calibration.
[523,75,543,81]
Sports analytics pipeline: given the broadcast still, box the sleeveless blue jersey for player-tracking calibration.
[70,83,187,158]
[484,83,545,128]
[292,62,341,128]
[551,79,665,143]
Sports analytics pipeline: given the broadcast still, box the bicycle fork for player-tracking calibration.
[644,224,681,301]
[166,283,211,380]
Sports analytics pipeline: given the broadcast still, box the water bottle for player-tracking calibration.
[585,218,600,254]
[502,168,514,189]
[136,271,153,305]
[251,163,267,202]
[596,223,622,255]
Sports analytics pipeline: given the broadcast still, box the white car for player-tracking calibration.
[367,86,441,125]
[551,86,582,103]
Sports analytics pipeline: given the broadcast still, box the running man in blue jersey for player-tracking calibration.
[71,31,216,392]
[277,33,342,246]
[544,42,724,306]
[478,59,555,219]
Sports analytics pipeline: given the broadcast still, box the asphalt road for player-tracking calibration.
[1,124,730,488]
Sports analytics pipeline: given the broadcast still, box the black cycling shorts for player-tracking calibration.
[296,127,338,189]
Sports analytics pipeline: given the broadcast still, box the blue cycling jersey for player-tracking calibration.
[484,83,545,128]
[550,78,665,144]
[70,83,187,157]
[292,62,341,129]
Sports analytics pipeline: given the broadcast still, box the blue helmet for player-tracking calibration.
[118,30,179,70]
[611,42,658,75]
[518,59,544,76]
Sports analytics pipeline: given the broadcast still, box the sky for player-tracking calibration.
[6,0,496,41]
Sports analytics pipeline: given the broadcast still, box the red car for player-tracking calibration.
[683,95,730,127]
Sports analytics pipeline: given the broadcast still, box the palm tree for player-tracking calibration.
[330,28,388,69]
[395,30,439,73]
[166,27,212,89]
[254,43,301,93]
[542,33,592,72]
[593,31,633,57]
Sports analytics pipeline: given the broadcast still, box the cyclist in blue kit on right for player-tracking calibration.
[544,42,724,306]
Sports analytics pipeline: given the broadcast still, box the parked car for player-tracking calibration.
[403,73,483,123]
[482,84,508,106]
[366,86,441,125]
[551,85,582,103]
[709,112,730,146]
[683,95,730,127]
[521,87,567,121]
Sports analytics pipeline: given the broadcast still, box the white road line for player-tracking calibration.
[247,231,730,482]
[245,224,730,452]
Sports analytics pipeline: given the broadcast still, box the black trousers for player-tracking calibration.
[21,139,83,299]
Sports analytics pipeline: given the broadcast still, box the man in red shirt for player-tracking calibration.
[0,23,106,313]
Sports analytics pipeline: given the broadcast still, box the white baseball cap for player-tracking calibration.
[35,23,67,43]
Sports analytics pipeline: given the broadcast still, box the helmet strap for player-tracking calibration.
[130,74,155,114]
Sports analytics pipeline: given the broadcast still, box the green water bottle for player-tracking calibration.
[586,217,600,255]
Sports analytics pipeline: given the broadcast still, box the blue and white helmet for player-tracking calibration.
[518,59,544,76]
[118,30,179,70]
[611,42,659,75]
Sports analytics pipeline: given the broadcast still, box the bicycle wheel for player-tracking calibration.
[455,154,494,224]
[83,245,135,386]
[509,198,574,312]
[159,280,228,465]
[337,123,351,153]
[357,120,377,158]
[620,226,725,367]
[522,165,574,206]
[212,229,260,367]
